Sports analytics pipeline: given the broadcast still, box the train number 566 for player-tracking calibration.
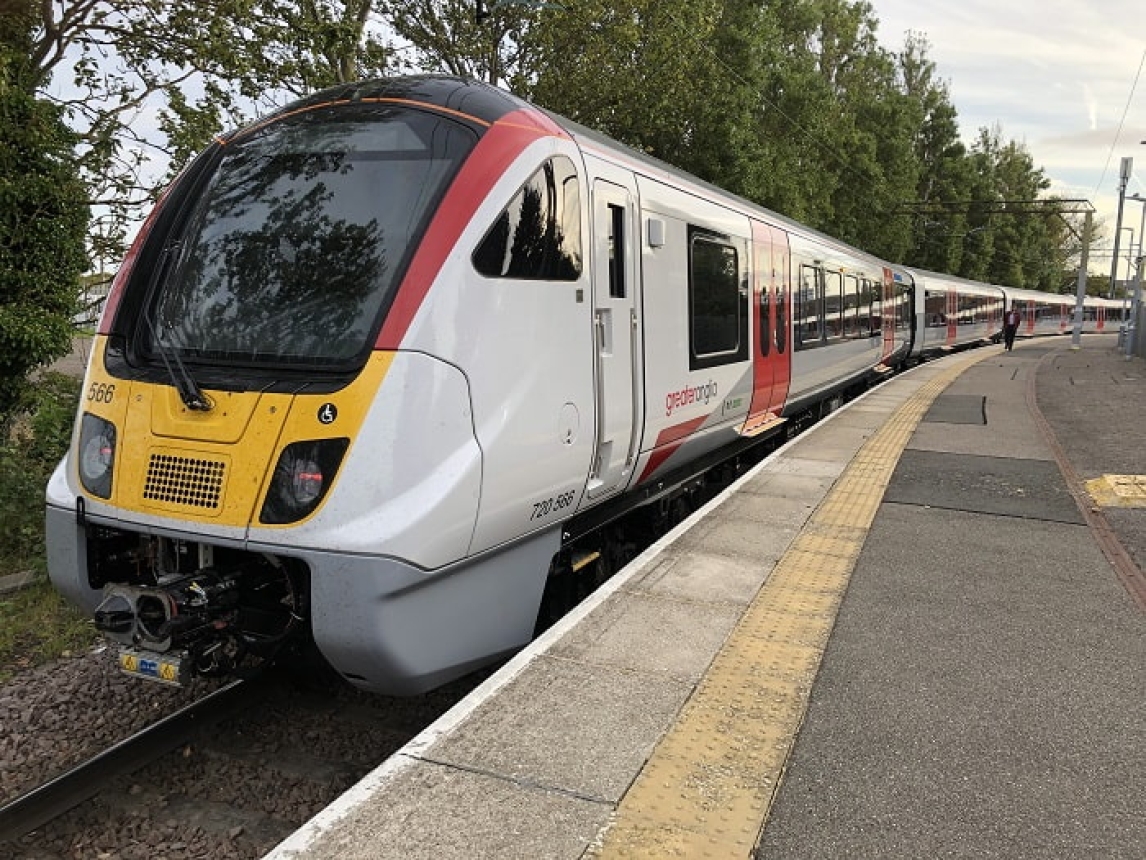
[87,382,116,404]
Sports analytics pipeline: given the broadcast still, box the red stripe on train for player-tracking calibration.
[375,109,569,349]
[636,416,709,484]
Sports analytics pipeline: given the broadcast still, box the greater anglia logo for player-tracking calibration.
[665,380,718,417]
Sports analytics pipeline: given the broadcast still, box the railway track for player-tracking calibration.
[0,666,487,859]
[0,675,268,844]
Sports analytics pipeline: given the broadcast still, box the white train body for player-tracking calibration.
[45,77,1115,694]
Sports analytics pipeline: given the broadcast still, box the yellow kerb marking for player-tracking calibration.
[592,353,990,859]
[1085,474,1146,508]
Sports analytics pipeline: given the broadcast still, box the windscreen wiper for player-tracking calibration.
[144,245,213,412]
[146,313,213,412]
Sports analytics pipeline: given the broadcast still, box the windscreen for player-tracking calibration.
[147,105,476,366]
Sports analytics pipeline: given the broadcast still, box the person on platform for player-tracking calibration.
[1003,304,1022,351]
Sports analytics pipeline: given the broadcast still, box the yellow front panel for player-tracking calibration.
[118,384,291,526]
[84,344,396,529]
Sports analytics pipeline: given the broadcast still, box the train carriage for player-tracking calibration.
[901,268,1006,360]
[1000,285,1120,338]
[43,76,1101,696]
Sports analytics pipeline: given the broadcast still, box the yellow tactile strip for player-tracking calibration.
[1084,475,1146,508]
[592,353,989,859]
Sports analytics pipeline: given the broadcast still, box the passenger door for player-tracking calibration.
[881,268,897,360]
[744,221,791,435]
[587,178,641,499]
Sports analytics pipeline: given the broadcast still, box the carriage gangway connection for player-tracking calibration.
[266,334,1146,860]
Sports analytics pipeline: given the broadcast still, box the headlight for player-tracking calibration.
[78,413,117,498]
[259,438,349,524]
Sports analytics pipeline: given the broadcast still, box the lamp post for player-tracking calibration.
[1118,226,1135,299]
[1110,157,1133,301]
[1129,253,1146,358]
[1131,143,1146,355]
[1122,193,1146,358]
[1131,192,1146,269]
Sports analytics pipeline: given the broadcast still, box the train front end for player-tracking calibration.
[45,78,559,693]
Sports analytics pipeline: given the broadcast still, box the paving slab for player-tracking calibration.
[547,590,740,681]
[293,758,611,860]
[421,654,695,804]
[883,450,1084,523]
[739,465,839,500]
[922,393,985,424]
[629,548,773,605]
[666,492,812,567]
[783,422,875,464]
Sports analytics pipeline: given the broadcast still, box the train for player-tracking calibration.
[45,76,1122,695]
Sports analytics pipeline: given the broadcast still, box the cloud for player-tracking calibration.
[872,0,1146,258]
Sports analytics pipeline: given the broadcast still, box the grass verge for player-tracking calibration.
[0,371,99,682]
[0,580,97,684]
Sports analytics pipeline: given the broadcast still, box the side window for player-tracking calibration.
[607,203,625,298]
[843,274,860,337]
[473,157,582,280]
[861,279,877,336]
[776,287,787,353]
[975,296,989,324]
[689,227,748,370]
[925,289,945,327]
[824,271,843,338]
[760,287,771,357]
[797,268,825,350]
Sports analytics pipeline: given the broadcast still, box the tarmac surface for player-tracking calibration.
[252,334,1143,858]
[756,338,1146,858]
[47,336,93,380]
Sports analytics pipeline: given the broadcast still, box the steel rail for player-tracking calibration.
[0,673,271,842]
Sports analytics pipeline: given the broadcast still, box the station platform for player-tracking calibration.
[266,334,1146,860]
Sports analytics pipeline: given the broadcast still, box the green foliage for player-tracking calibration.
[385,0,529,82]
[0,33,89,424]
[16,0,1083,296]
[0,371,89,682]
[0,372,80,575]
[0,580,96,683]
[0,309,91,680]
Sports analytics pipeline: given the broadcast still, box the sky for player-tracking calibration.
[871,1,1146,280]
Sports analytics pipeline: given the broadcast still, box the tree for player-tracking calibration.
[897,31,976,273]
[0,2,89,423]
[809,0,919,258]
[384,0,532,83]
[965,126,1053,289]
[25,1,395,270]
[519,1,724,158]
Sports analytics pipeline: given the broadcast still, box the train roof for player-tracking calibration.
[900,267,1006,294]
[225,75,534,143]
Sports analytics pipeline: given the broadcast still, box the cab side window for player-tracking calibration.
[473,157,582,280]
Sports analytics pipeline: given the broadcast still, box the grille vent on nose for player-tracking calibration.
[143,453,226,510]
